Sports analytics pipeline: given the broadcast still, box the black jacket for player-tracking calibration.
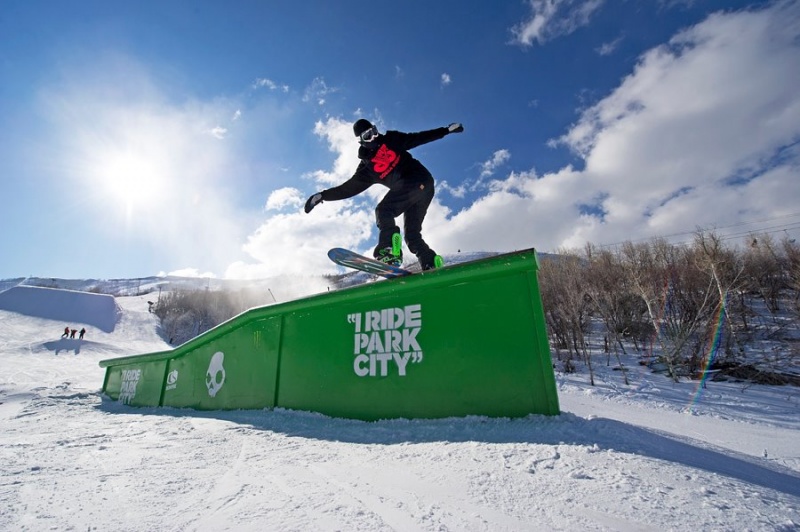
[321,127,449,201]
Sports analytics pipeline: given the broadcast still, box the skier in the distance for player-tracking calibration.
[304,118,463,270]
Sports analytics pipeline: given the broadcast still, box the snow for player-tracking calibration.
[1,283,799,531]
[0,286,120,332]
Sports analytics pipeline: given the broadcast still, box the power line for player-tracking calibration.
[715,221,800,241]
[598,211,800,249]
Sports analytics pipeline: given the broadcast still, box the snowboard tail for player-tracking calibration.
[328,248,411,279]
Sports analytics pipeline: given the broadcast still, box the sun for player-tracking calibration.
[92,148,167,213]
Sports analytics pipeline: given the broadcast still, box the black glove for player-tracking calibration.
[304,193,323,213]
[447,123,464,133]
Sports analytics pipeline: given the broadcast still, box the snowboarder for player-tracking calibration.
[304,119,463,270]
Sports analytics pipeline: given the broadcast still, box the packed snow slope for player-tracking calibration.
[1,282,799,531]
[0,286,120,332]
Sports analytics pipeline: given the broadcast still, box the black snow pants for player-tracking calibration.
[373,174,436,266]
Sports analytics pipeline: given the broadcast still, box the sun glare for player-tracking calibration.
[94,150,166,211]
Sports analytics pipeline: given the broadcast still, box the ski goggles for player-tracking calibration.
[359,126,378,142]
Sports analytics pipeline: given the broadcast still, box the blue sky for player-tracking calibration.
[1,0,798,279]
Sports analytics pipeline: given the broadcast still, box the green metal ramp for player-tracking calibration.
[100,248,559,420]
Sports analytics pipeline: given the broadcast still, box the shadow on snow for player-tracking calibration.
[93,396,800,499]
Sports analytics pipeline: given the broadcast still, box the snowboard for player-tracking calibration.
[327,248,412,279]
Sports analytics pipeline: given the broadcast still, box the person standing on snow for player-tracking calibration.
[304,118,463,270]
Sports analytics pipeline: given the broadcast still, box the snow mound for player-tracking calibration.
[0,286,120,332]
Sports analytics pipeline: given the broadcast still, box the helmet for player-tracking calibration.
[353,118,374,137]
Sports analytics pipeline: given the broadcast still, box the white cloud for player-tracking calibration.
[265,187,304,211]
[436,1,800,254]
[160,267,217,278]
[229,117,380,277]
[512,0,605,46]
[303,77,338,106]
[480,149,511,178]
[228,202,374,277]
[441,73,452,86]
[596,35,624,56]
[308,117,365,186]
[437,180,467,199]
[254,78,277,90]
[253,78,289,92]
[210,126,227,139]
[659,0,698,8]
[438,149,512,200]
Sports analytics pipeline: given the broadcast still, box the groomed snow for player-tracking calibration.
[1,286,798,531]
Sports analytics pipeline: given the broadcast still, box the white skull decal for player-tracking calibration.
[205,351,226,398]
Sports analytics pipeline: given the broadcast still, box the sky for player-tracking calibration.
[1,0,799,279]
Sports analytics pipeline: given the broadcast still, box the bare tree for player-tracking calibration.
[153,288,272,345]
[582,244,635,385]
[783,236,800,315]
[620,240,717,381]
[539,251,594,382]
[742,233,784,315]
[693,231,747,372]
[535,234,799,387]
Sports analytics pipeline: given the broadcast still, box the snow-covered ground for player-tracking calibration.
[1,284,798,531]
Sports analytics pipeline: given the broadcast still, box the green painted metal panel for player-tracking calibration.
[278,270,553,419]
[100,249,560,420]
[103,360,167,407]
[161,317,281,409]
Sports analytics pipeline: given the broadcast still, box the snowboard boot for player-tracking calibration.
[375,246,403,267]
[391,233,403,258]
[420,252,445,271]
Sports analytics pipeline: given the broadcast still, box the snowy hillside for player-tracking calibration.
[0,280,798,531]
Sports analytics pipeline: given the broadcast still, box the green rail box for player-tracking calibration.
[100,249,559,420]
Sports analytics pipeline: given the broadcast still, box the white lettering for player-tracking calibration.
[393,352,411,376]
[366,331,384,354]
[402,328,421,352]
[405,304,422,328]
[354,333,369,354]
[386,329,402,352]
[354,354,369,377]
[376,352,392,376]
[347,304,425,378]
[118,368,142,404]
[348,313,362,333]
[366,310,381,332]
[389,307,404,329]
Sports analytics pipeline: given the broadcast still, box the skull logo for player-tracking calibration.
[205,351,226,398]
